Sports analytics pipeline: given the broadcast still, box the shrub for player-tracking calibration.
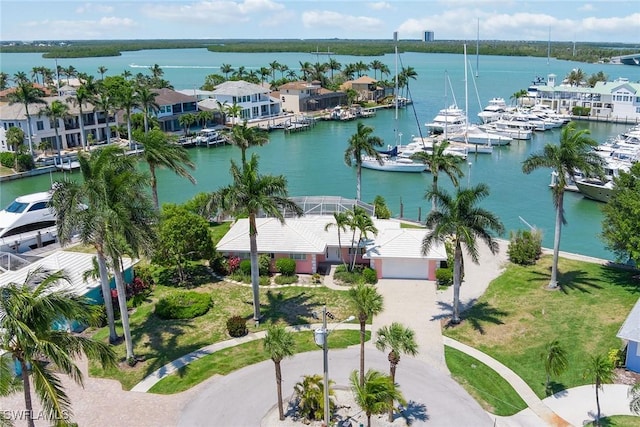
[334,269,359,284]
[373,195,392,219]
[155,291,212,320]
[608,347,625,368]
[15,154,35,171]
[260,276,271,286]
[209,252,229,275]
[274,274,298,285]
[239,259,252,275]
[311,273,322,284]
[435,268,453,287]
[259,254,271,276]
[362,267,377,284]
[275,258,296,276]
[227,256,240,274]
[508,229,542,265]
[226,315,248,337]
[0,152,14,168]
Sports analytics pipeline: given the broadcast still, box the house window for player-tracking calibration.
[348,248,366,255]
[290,253,306,260]
[36,121,44,131]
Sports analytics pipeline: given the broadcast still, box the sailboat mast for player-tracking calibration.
[464,44,469,140]
[547,26,551,66]
[394,31,399,145]
[476,18,479,77]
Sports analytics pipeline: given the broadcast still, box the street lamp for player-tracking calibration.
[314,306,355,427]
[467,161,473,187]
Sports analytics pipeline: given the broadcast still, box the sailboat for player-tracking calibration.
[361,32,425,173]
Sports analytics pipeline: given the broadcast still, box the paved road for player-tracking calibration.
[178,348,494,427]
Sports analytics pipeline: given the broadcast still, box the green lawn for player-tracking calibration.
[445,346,527,416]
[209,221,231,244]
[587,416,640,426]
[149,330,368,394]
[443,255,639,399]
[89,282,354,390]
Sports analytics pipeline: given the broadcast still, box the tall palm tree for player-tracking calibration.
[133,128,196,210]
[423,184,504,324]
[344,122,384,200]
[0,268,116,427]
[137,85,160,133]
[269,61,281,82]
[510,89,528,107]
[349,282,384,386]
[263,324,296,421]
[375,322,418,421]
[229,121,269,166]
[541,339,568,394]
[298,61,312,81]
[369,60,383,80]
[39,100,70,165]
[97,65,108,80]
[522,122,603,289]
[0,352,22,426]
[348,208,378,271]
[92,88,114,145]
[67,85,91,150]
[6,127,25,170]
[178,113,197,136]
[7,77,46,155]
[226,102,243,125]
[220,63,234,80]
[583,354,615,427]
[65,65,77,85]
[116,81,140,143]
[349,369,405,427]
[411,140,465,211]
[213,154,302,320]
[0,71,9,90]
[324,211,350,268]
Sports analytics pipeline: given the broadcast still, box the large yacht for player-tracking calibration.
[425,105,467,135]
[0,191,57,252]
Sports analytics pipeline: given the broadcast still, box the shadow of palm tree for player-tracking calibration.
[250,290,322,325]
[398,400,429,425]
[430,300,455,321]
[546,381,568,397]
[558,269,602,294]
[461,301,508,335]
[600,264,640,294]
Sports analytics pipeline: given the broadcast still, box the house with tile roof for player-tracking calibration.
[216,216,446,280]
[340,76,386,103]
[151,88,198,133]
[210,80,281,122]
[617,297,640,373]
[275,80,346,114]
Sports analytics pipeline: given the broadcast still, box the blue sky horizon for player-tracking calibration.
[1,1,639,44]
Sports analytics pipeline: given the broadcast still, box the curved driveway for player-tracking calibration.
[178,347,493,426]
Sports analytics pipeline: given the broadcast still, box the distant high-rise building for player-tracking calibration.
[423,31,434,42]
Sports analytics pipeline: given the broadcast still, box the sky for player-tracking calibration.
[1,0,639,43]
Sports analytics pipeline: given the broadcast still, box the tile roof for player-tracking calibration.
[617,297,640,342]
[364,228,447,260]
[153,88,197,105]
[212,80,270,96]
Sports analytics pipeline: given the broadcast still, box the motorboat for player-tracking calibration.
[480,120,533,140]
[425,105,467,135]
[448,125,512,146]
[574,158,631,203]
[194,128,226,146]
[361,146,425,173]
[399,138,468,159]
[0,191,57,252]
[477,98,509,124]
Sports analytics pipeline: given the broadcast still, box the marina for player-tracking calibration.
[2,49,640,260]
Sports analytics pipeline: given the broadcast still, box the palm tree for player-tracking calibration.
[97,65,108,80]
[348,208,378,271]
[65,65,77,85]
[263,324,296,421]
[369,60,383,80]
[92,88,114,145]
[269,61,281,82]
[133,128,196,210]
[39,100,70,165]
[116,81,140,143]
[7,77,46,155]
[67,85,92,150]
[213,154,302,320]
[522,122,603,289]
[0,71,9,90]
[324,211,350,268]
[349,369,405,427]
[375,322,418,421]
[229,121,269,166]
[344,122,384,200]
[349,282,384,386]
[541,339,568,394]
[137,85,160,133]
[423,184,505,324]
[299,61,312,81]
[196,110,213,128]
[293,374,335,422]
[400,66,418,98]
[178,113,197,136]
[411,139,465,211]
[510,89,528,106]
[220,63,234,80]
[0,352,22,426]
[0,268,116,427]
[6,127,25,170]
[226,102,243,125]
[583,354,615,427]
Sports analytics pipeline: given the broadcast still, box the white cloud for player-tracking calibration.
[22,17,136,39]
[302,10,383,34]
[142,0,283,24]
[75,3,114,14]
[370,2,393,10]
[578,4,595,12]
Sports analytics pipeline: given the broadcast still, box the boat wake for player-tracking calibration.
[128,64,222,69]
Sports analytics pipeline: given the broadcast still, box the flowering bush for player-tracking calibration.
[227,256,240,274]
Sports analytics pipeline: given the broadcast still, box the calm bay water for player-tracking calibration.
[2,48,640,260]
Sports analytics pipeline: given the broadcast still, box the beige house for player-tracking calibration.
[275,81,346,113]
[340,76,386,102]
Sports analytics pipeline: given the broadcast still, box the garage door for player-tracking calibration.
[381,259,428,279]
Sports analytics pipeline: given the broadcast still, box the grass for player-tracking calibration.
[88,282,354,390]
[209,221,231,244]
[0,165,14,176]
[399,222,425,229]
[443,255,639,399]
[149,330,369,394]
[586,416,640,426]
[445,346,527,416]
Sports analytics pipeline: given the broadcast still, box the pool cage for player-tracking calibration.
[262,196,375,218]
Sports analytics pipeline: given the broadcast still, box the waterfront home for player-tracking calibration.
[209,80,281,123]
[532,75,640,122]
[0,95,114,153]
[216,215,446,280]
[175,88,216,102]
[151,88,198,133]
[340,76,386,103]
[616,297,640,373]
[275,80,346,114]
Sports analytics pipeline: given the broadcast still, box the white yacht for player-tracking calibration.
[360,146,425,173]
[448,125,513,146]
[425,105,467,135]
[479,121,533,140]
[0,191,57,252]
[574,158,631,203]
[477,98,509,124]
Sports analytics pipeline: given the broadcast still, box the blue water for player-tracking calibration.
[2,48,640,260]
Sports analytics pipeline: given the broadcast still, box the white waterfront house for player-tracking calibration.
[207,80,281,123]
[532,75,640,122]
[275,80,346,114]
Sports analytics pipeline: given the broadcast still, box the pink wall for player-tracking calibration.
[272,253,315,274]
[428,260,438,281]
